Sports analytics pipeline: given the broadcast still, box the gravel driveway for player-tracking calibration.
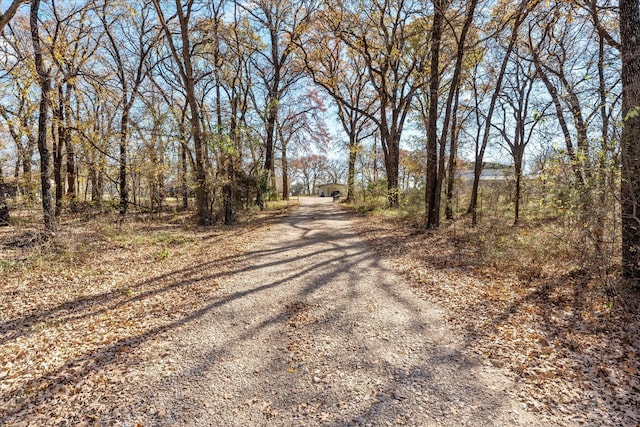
[123,197,543,426]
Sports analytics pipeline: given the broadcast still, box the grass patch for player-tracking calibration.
[264,199,300,212]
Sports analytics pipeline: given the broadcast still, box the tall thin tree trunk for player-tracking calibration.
[441,0,476,221]
[65,136,76,203]
[119,108,129,215]
[0,166,9,226]
[513,148,524,225]
[21,132,35,201]
[445,91,460,220]
[223,154,234,225]
[264,108,277,197]
[31,0,56,233]
[53,90,64,216]
[180,140,188,210]
[152,0,210,225]
[373,133,378,182]
[282,142,289,201]
[425,0,444,228]
[385,131,400,208]
[64,83,76,208]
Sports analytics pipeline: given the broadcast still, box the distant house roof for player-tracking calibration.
[457,167,511,181]
[317,183,346,188]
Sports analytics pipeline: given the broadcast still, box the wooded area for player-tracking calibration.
[0,0,637,268]
[1,0,640,424]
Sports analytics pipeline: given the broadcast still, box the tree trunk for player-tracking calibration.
[373,134,378,182]
[53,91,64,216]
[425,0,446,229]
[282,142,289,201]
[347,134,357,202]
[149,146,160,213]
[65,134,76,205]
[119,108,129,215]
[182,80,207,218]
[264,108,277,198]
[64,83,76,208]
[620,0,640,279]
[31,0,56,233]
[0,169,9,226]
[445,89,461,220]
[22,134,35,202]
[184,65,209,224]
[89,165,99,203]
[441,0,476,221]
[180,140,188,210]
[223,154,234,225]
[513,149,524,225]
[97,156,104,204]
[384,132,400,208]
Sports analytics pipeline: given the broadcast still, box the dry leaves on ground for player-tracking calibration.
[350,211,640,427]
[0,210,274,425]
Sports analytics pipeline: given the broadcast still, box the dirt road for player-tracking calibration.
[100,197,541,426]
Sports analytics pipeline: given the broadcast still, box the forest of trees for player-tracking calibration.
[0,0,639,278]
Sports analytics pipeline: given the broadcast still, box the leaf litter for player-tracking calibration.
[0,211,259,425]
[1,205,638,426]
[350,211,640,427]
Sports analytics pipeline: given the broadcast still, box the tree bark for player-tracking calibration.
[425,0,445,228]
[31,0,56,233]
[118,108,129,214]
[347,135,357,202]
[282,141,289,201]
[64,83,76,208]
[0,168,9,226]
[513,146,524,225]
[53,89,65,216]
[440,0,476,221]
[445,88,461,220]
[620,0,640,279]
[383,129,401,207]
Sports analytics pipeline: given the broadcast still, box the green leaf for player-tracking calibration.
[624,106,640,121]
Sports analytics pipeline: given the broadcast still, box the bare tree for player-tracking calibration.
[242,0,317,204]
[151,0,212,225]
[298,9,377,202]
[276,89,328,200]
[467,0,529,226]
[290,154,327,195]
[45,1,101,215]
[101,0,159,215]
[333,0,429,208]
[430,0,478,225]
[492,51,549,224]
